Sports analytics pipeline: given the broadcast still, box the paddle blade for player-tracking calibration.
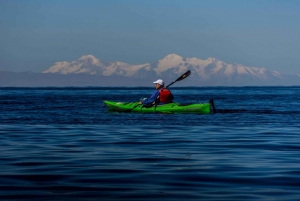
[175,70,191,82]
[165,70,191,88]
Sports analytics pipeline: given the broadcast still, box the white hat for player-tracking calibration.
[153,79,164,86]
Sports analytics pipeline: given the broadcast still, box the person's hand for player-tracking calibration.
[138,102,142,104]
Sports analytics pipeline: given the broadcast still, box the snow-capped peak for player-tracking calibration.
[77,55,101,65]
[41,54,296,85]
[207,57,218,62]
[155,54,185,73]
[162,54,183,61]
[43,55,103,74]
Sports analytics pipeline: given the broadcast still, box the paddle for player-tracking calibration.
[128,70,191,112]
[165,70,191,88]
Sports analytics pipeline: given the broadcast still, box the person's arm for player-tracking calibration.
[142,90,159,105]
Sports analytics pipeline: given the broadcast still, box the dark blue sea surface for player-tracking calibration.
[1,87,300,200]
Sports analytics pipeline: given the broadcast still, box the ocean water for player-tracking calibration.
[1,87,300,201]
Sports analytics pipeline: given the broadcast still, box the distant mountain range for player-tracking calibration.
[1,54,299,87]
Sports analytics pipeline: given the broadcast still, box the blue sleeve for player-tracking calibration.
[142,90,159,105]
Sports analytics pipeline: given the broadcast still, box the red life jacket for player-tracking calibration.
[159,88,173,103]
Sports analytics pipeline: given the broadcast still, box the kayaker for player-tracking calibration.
[138,79,174,106]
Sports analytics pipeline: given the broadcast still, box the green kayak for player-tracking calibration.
[103,99,216,114]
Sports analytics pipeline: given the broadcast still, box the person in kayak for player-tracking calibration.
[138,79,174,106]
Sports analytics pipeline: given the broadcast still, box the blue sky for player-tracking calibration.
[1,0,300,74]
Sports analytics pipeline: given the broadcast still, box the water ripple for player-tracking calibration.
[1,87,300,200]
[0,125,300,200]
